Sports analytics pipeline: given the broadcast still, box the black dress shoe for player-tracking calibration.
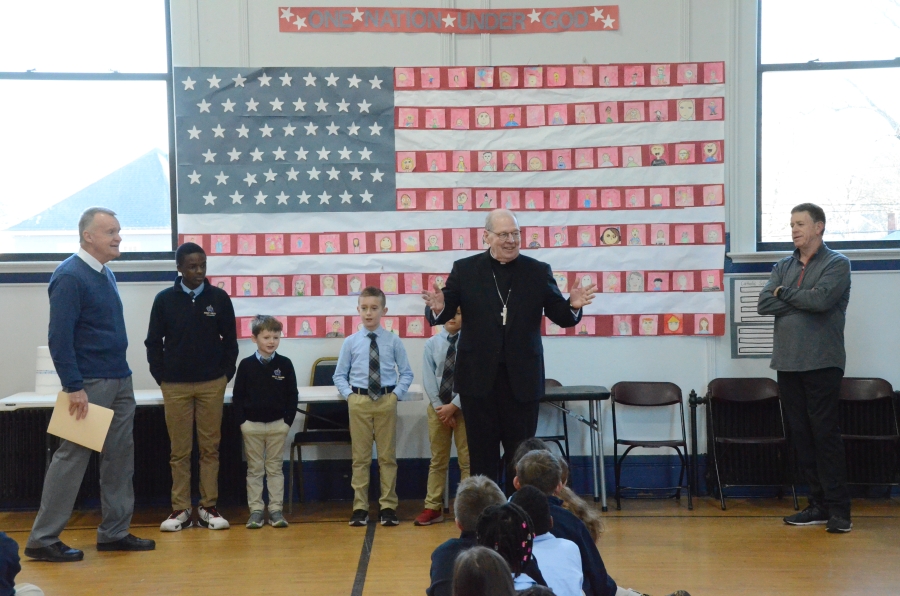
[24,541,84,562]
[97,533,156,552]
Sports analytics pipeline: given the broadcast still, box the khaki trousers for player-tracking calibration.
[424,404,470,511]
[161,376,227,510]
[348,392,398,511]
[241,420,290,512]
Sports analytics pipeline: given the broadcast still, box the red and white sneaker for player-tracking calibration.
[414,508,444,526]
[160,509,193,532]
[198,506,230,530]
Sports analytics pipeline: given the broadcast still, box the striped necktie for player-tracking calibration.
[367,332,381,400]
[439,334,458,405]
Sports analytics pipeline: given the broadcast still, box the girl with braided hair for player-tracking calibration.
[475,502,548,591]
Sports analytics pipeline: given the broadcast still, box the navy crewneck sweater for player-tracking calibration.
[49,254,131,391]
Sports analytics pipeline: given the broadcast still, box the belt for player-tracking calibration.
[351,385,395,395]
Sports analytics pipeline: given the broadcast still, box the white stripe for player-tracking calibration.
[397,163,725,188]
[206,245,725,276]
[395,121,724,150]
[231,292,724,317]
[393,85,726,107]
[180,206,724,234]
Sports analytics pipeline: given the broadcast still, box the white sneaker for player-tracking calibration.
[198,506,230,530]
[160,509,192,532]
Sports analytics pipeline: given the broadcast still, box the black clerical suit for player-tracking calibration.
[426,250,581,490]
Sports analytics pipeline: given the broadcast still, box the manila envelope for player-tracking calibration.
[47,391,113,452]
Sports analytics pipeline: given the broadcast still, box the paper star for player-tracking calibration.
[283,123,296,136]
[280,73,292,86]
[442,13,456,27]
[230,191,243,204]
[259,124,274,137]
[281,8,294,20]
[346,122,360,135]
[318,191,331,204]
[338,147,352,160]
[250,148,264,161]
[295,147,309,160]
[369,122,382,136]
[245,98,259,111]
[182,77,195,90]
[197,99,211,113]
[326,167,340,180]
[307,167,320,180]
[340,191,353,204]
[203,192,216,205]
[303,72,316,86]
[258,74,272,86]
[351,7,363,21]
[212,124,225,138]
[272,147,286,160]
[602,14,615,28]
[228,148,241,161]
[347,74,361,88]
[187,126,201,139]
[221,99,235,112]
[336,99,350,112]
[527,9,541,23]
[263,169,278,182]
[270,98,283,111]
[294,16,307,29]
[236,124,250,138]
[371,169,384,182]
[358,147,372,160]
[317,147,331,160]
[232,73,246,87]
[207,74,221,88]
[325,73,339,86]
[304,122,318,135]
[276,191,289,205]
[293,98,307,111]
[591,7,604,21]
[255,191,267,204]
[349,167,362,180]
[297,191,311,204]
[215,171,229,185]
[369,76,382,89]
[360,190,373,203]
[326,122,340,135]
[244,173,257,186]
[286,167,300,181]
[357,99,371,113]
[315,98,328,112]
[202,149,216,163]
[188,170,201,184]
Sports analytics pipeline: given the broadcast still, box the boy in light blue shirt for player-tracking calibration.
[333,287,414,527]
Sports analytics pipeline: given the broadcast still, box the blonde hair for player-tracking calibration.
[557,457,605,543]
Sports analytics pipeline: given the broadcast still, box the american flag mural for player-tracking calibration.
[174,62,726,339]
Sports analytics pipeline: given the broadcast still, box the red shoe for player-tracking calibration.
[414,509,444,526]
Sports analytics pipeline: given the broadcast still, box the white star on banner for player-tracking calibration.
[258,74,272,86]
[281,8,293,20]
[255,191,267,204]
[270,98,283,111]
[202,149,216,163]
[371,169,384,182]
[360,190,373,203]
[272,147,286,160]
[369,122,382,136]
[337,99,350,112]
[283,123,296,136]
[197,99,211,113]
[351,7,363,21]
[207,74,221,88]
[347,74,361,88]
[358,99,371,113]
[294,16,307,29]
[286,167,299,181]
[228,148,241,161]
[318,191,331,204]
[317,147,331,160]
[338,147,352,160]
[315,98,328,112]
[298,191,311,204]
[280,73,292,86]
[340,191,353,204]
[346,123,360,135]
[293,98,307,111]
[182,77,195,90]
[369,76,382,89]
[304,122,318,135]
[295,147,309,160]
[602,14,615,28]
[276,191,290,204]
[232,74,246,87]
[325,73,340,86]
[236,125,249,138]
[349,167,362,180]
[326,122,340,135]
[215,171,229,185]
[230,191,243,204]
[187,126,201,139]
[212,124,225,138]
[221,98,235,112]
[359,147,372,160]
[528,9,541,23]
[307,167,320,180]
[245,98,259,111]
[263,169,277,182]
[244,173,257,186]
[303,72,316,86]
[259,124,274,137]
[188,171,201,184]
[442,14,456,27]
[204,192,216,205]
[250,148,264,161]
[591,7,604,21]
[327,167,340,180]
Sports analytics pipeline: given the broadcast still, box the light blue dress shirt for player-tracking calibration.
[333,326,414,400]
[180,280,204,297]
[422,329,461,410]
[531,533,584,596]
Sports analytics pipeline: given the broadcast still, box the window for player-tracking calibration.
[0,1,174,258]
[758,1,900,250]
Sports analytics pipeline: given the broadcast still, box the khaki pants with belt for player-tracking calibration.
[161,376,227,510]
[424,404,470,511]
[241,420,291,512]
[348,392,398,512]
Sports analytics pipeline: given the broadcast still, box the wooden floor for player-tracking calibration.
[2,497,899,595]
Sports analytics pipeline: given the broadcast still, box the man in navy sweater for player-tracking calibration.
[25,207,155,562]
[145,242,238,531]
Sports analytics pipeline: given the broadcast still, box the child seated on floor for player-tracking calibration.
[475,502,548,591]
[451,546,516,596]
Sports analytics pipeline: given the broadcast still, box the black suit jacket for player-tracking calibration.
[426,250,580,402]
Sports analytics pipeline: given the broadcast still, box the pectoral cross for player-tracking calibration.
[501,306,507,326]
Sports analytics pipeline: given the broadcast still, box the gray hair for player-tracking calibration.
[78,207,117,245]
[484,209,518,232]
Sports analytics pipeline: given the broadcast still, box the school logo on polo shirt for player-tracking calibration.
[272,368,284,381]
[204,305,216,317]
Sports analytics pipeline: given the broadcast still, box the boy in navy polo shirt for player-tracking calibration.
[232,316,299,528]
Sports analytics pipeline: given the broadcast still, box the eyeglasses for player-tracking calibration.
[487,230,521,241]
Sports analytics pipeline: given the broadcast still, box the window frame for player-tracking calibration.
[0,0,176,262]
[755,2,900,252]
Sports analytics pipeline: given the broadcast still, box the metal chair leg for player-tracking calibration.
[288,443,296,515]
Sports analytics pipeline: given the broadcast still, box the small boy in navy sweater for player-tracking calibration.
[232,315,299,528]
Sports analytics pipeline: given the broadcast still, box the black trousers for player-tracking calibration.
[460,364,540,494]
[777,367,851,518]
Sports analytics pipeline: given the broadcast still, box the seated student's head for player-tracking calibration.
[510,485,553,536]
[454,475,506,533]
[452,546,516,596]
[475,502,535,578]
[251,315,282,358]
[358,286,387,331]
[514,449,562,496]
[512,438,550,468]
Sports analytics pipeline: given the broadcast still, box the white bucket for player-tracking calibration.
[35,346,61,394]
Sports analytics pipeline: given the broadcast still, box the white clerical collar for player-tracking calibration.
[489,249,517,265]
[76,248,104,273]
